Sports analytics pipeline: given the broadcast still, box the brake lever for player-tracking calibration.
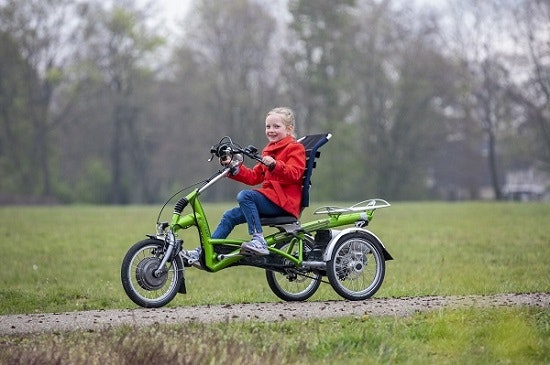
[242,145,275,170]
[208,145,218,162]
[253,154,275,170]
[242,145,264,164]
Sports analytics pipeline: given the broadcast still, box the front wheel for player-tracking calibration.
[121,238,184,308]
[265,240,321,301]
[327,232,386,301]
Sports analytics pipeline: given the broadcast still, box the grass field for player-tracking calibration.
[0,202,549,364]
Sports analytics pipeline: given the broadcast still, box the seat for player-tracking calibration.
[260,133,332,227]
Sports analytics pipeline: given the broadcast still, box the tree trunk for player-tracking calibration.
[111,104,124,204]
[33,79,53,197]
[487,131,502,200]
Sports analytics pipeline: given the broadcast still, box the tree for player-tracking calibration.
[507,0,550,170]
[0,0,79,198]
[172,0,280,200]
[354,1,458,200]
[444,0,534,200]
[76,1,164,203]
[283,0,358,134]
[184,0,278,138]
[282,0,455,200]
[282,0,369,200]
[0,31,39,197]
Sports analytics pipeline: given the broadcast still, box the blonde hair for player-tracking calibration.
[267,107,297,138]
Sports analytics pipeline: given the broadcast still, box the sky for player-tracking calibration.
[149,0,447,34]
[156,0,190,21]
[145,0,190,31]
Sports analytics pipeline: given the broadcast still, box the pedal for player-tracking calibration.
[190,260,202,269]
[179,251,202,269]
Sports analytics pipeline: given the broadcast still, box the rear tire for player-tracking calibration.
[327,232,385,301]
[121,238,184,308]
[266,240,321,301]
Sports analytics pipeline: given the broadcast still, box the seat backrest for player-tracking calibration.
[297,133,332,209]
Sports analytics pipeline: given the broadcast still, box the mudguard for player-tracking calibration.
[322,227,393,261]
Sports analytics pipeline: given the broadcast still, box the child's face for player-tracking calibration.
[265,114,291,143]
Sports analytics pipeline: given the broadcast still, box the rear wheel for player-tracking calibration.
[266,240,321,301]
[121,238,184,308]
[327,232,385,301]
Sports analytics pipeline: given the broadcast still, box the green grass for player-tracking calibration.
[0,202,549,364]
[374,202,550,297]
[1,202,548,314]
[1,307,548,364]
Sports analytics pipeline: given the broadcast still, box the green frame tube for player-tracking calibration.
[167,188,381,273]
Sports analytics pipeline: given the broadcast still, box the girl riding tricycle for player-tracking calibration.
[121,107,392,308]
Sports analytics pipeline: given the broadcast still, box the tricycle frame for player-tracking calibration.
[166,181,392,273]
[121,134,393,308]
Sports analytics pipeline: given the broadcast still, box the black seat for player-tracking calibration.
[260,133,332,226]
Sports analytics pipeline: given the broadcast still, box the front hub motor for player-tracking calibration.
[135,257,168,290]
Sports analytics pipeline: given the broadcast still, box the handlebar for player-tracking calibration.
[209,136,274,169]
[241,145,263,163]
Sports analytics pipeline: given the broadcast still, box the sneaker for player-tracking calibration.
[181,247,202,269]
[240,235,269,256]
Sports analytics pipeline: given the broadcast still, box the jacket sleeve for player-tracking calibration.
[230,161,265,186]
[267,142,305,183]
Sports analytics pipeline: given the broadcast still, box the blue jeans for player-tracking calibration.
[211,190,287,238]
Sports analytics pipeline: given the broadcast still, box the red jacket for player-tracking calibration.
[231,136,306,217]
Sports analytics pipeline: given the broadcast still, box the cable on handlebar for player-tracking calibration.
[157,136,270,225]
[156,179,208,224]
[210,136,264,164]
[214,137,274,170]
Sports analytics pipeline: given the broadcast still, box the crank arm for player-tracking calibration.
[217,252,243,260]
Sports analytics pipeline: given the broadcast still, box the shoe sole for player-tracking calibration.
[240,246,269,256]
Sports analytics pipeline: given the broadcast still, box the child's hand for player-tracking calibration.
[262,156,276,171]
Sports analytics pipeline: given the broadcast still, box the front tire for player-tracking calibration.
[327,232,386,301]
[266,240,321,301]
[121,238,184,308]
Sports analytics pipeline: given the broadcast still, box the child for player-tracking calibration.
[185,107,306,263]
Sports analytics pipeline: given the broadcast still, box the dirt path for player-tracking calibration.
[1,293,548,336]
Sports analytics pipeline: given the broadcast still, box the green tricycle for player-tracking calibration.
[121,133,393,308]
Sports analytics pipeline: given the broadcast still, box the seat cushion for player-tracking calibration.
[260,215,298,226]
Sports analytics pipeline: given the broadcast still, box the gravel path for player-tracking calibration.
[1,293,548,336]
